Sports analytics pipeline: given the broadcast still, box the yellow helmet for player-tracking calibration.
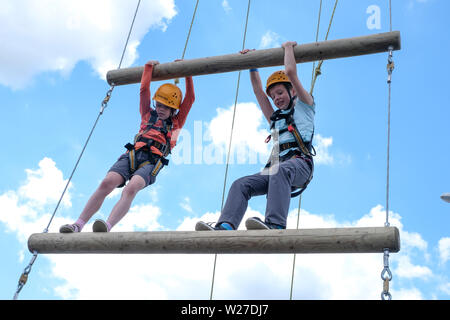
[266,70,292,95]
[153,83,182,110]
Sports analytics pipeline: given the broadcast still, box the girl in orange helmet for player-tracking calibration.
[60,60,195,233]
[197,41,314,231]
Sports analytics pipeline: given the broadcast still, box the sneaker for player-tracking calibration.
[92,219,110,232]
[245,217,285,230]
[59,224,81,233]
[195,221,234,231]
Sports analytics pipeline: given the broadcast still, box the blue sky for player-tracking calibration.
[1,0,449,300]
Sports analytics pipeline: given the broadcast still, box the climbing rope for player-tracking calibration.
[289,0,339,300]
[381,0,394,300]
[289,194,302,299]
[310,0,323,89]
[175,0,200,85]
[310,0,339,95]
[210,0,252,300]
[12,0,142,300]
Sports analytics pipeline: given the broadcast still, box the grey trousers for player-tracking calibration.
[218,157,312,228]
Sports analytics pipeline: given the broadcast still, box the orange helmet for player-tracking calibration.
[153,83,182,110]
[266,70,292,95]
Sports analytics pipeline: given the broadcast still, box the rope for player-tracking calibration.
[289,194,302,299]
[385,0,394,227]
[210,0,252,300]
[385,55,392,227]
[310,0,339,95]
[389,0,392,32]
[381,0,394,300]
[310,0,323,87]
[175,0,200,84]
[386,0,393,226]
[12,0,142,300]
[290,0,338,300]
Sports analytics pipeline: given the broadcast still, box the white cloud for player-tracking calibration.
[3,158,446,300]
[105,187,121,200]
[314,134,334,165]
[205,102,271,165]
[204,102,340,167]
[438,237,450,264]
[113,203,163,232]
[180,196,193,213]
[439,282,450,295]
[393,287,424,300]
[402,231,428,251]
[0,0,177,89]
[222,0,232,13]
[259,30,282,49]
[352,204,403,228]
[0,157,75,243]
[18,157,73,208]
[395,256,432,279]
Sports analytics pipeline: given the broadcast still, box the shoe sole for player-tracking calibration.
[60,225,75,233]
[245,218,269,230]
[93,220,108,232]
[195,221,215,231]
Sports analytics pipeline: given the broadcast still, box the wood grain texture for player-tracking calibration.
[106,31,401,86]
[28,227,400,254]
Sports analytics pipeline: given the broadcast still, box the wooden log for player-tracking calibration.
[441,193,450,203]
[28,227,400,254]
[106,31,401,86]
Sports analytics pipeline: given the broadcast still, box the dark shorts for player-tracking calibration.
[108,150,158,188]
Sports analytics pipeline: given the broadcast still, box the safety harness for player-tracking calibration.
[265,95,316,198]
[124,109,171,177]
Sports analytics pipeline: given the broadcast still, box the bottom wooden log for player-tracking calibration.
[28,227,400,254]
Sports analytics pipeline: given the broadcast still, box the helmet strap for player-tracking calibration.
[284,83,296,110]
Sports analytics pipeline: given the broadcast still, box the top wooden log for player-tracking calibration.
[106,31,401,86]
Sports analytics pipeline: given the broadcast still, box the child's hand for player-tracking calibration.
[282,41,297,49]
[146,60,160,66]
[240,49,255,54]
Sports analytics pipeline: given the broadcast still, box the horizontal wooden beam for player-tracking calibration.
[28,227,400,254]
[106,31,401,86]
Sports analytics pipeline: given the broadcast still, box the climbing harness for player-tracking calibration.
[124,109,172,177]
[264,69,316,197]
[268,106,315,158]
[12,0,142,300]
[265,103,316,198]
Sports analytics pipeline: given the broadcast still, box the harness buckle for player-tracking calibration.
[159,143,169,155]
[124,143,135,151]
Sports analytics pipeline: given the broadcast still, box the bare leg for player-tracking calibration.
[78,172,124,226]
[106,175,146,229]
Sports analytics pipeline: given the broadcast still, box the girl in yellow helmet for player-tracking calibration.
[60,60,195,233]
[197,41,314,231]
